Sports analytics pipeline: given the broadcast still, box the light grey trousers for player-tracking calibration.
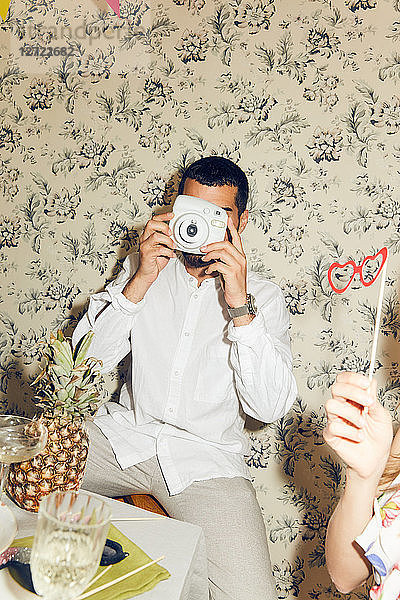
[82,421,277,600]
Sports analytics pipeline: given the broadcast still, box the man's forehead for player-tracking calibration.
[182,178,238,209]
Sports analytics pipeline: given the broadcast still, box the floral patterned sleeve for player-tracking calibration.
[355,481,400,600]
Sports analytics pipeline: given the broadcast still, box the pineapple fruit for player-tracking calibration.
[8,330,102,512]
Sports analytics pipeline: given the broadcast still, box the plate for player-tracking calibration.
[0,504,17,554]
[0,570,37,599]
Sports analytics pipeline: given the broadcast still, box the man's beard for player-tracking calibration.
[181,252,215,269]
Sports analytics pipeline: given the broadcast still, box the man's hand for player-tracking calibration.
[123,212,175,303]
[200,216,247,309]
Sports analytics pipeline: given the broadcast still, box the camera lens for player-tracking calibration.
[176,214,209,248]
[186,224,198,237]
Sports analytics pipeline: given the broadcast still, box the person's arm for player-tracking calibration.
[72,212,175,372]
[323,373,393,593]
[201,217,297,422]
[227,289,297,422]
[72,253,143,373]
[326,471,377,592]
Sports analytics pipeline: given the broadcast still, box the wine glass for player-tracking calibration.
[30,490,111,600]
[0,414,48,503]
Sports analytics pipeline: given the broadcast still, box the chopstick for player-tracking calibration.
[76,556,165,600]
[111,516,166,521]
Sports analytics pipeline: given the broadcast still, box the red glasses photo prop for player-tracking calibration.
[327,247,388,295]
[327,246,388,391]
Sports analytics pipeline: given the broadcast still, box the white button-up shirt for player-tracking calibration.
[73,254,297,495]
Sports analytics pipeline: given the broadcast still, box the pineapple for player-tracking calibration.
[8,330,103,512]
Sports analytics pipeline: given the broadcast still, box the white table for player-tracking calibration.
[0,495,208,600]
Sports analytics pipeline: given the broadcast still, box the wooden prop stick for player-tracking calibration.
[76,556,165,600]
[111,516,166,521]
[368,258,387,383]
[86,564,112,589]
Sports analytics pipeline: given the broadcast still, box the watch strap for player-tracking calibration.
[227,304,250,318]
[227,294,257,318]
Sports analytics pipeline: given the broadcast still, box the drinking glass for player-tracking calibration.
[0,414,47,502]
[30,490,111,600]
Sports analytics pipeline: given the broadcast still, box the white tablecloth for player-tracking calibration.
[0,495,208,600]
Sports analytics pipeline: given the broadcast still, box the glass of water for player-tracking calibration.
[30,490,111,600]
[0,414,47,502]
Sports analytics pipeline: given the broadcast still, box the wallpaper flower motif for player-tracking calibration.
[1,1,400,598]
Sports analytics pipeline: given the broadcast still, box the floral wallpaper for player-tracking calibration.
[1,0,400,597]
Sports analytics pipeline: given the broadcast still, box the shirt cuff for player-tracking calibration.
[227,312,265,346]
[109,289,146,315]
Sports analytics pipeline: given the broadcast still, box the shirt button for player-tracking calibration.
[184,331,190,336]
[174,370,179,376]
[168,407,173,413]
[193,294,198,299]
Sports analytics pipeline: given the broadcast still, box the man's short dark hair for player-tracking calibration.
[178,156,249,216]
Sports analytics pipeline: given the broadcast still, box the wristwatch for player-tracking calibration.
[227,294,257,318]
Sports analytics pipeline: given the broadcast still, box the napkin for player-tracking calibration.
[11,524,170,599]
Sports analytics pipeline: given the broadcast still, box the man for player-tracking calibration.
[73,156,297,599]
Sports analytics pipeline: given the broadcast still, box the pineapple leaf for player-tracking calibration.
[74,390,98,404]
[31,368,47,386]
[56,330,65,342]
[73,331,95,366]
[57,389,69,402]
[50,364,70,379]
[51,339,74,370]
[65,382,76,396]
[31,330,104,418]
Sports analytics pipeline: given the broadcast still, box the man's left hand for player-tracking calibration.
[200,216,247,309]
